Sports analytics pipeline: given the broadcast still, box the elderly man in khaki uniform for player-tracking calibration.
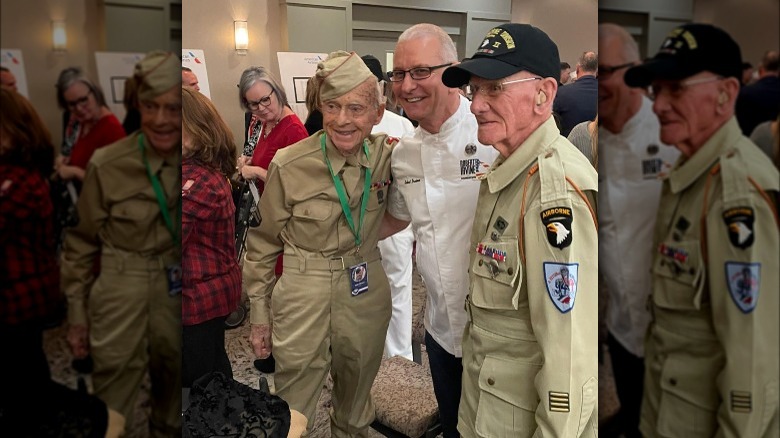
[243,51,397,436]
[623,24,779,437]
[441,24,598,437]
[61,51,182,437]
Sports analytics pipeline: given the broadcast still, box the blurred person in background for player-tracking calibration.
[61,51,182,437]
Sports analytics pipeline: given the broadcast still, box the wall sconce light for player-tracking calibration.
[234,21,248,54]
[52,20,67,51]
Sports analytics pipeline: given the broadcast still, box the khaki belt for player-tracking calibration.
[283,249,382,273]
[465,296,536,342]
[100,249,179,272]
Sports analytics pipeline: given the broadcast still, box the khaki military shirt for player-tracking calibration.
[244,133,395,326]
[61,132,182,325]
[642,117,779,437]
[460,117,598,437]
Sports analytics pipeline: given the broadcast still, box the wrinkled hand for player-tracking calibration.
[57,164,78,180]
[55,155,68,170]
[240,164,258,180]
[236,156,251,172]
[67,324,90,359]
[250,323,272,359]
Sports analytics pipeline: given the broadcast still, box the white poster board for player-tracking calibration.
[276,52,326,121]
[182,49,211,99]
[94,52,145,122]
[0,49,29,98]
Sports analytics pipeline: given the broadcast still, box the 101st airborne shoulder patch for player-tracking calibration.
[544,262,579,313]
[723,207,754,249]
[725,262,760,313]
[541,207,573,249]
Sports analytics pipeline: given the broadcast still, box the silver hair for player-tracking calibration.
[237,66,289,111]
[599,23,640,64]
[398,23,458,64]
[55,67,108,109]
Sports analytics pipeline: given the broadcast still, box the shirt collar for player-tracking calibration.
[323,133,371,174]
[487,116,559,193]
[668,117,741,193]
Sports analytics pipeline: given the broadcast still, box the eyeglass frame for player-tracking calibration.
[386,63,453,82]
[462,76,543,100]
[648,75,724,101]
[597,62,634,78]
[247,89,274,110]
[65,90,93,110]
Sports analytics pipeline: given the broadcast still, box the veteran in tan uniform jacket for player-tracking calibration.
[61,51,182,437]
[624,23,779,437]
[243,51,397,437]
[441,24,598,437]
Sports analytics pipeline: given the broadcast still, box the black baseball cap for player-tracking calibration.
[624,23,742,88]
[360,54,385,82]
[442,23,560,88]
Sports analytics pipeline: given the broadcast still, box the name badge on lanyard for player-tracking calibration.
[349,262,369,297]
[166,263,183,296]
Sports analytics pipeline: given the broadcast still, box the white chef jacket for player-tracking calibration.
[387,95,499,357]
[599,96,680,357]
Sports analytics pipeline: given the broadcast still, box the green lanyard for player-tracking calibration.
[138,134,180,247]
[320,134,372,247]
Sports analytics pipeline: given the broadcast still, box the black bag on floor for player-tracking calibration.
[183,372,290,438]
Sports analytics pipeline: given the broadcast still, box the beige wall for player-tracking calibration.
[182,0,282,147]
[512,0,599,72]
[0,0,104,148]
[693,0,779,67]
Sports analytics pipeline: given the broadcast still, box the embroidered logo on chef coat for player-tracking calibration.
[460,158,490,180]
[723,207,754,249]
[726,262,760,314]
[541,207,573,249]
[544,262,578,313]
[642,158,663,179]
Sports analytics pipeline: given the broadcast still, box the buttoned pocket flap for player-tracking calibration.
[291,198,332,221]
[478,355,540,411]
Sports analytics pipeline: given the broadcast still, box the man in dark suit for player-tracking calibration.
[736,50,779,135]
[553,51,598,136]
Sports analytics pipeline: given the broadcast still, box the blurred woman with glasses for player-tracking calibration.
[54,68,126,183]
[236,66,307,193]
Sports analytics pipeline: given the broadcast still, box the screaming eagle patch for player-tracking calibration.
[541,207,573,249]
[725,262,760,313]
[544,262,578,313]
[723,207,754,249]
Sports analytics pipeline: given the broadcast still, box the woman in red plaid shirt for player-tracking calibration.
[0,88,61,416]
[181,87,242,387]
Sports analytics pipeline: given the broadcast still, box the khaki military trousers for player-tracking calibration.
[275,255,391,437]
[88,251,181,437]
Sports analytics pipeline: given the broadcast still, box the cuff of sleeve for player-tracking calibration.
[249,300,271,326]
[67,300,88,326]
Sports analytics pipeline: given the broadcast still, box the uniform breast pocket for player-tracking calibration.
[109,198,155,241]
[471,238,523,311]
[289,198,333,249]
[652,240,705,310]
[367,186,387,212]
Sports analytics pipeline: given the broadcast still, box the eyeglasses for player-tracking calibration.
[321,101,370,118]
[65,91,93,109]
[649,76,724,100]
[462,77,542,100]
[247,90,274,110]
[387,63,452,82]
[597,62,634,79]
